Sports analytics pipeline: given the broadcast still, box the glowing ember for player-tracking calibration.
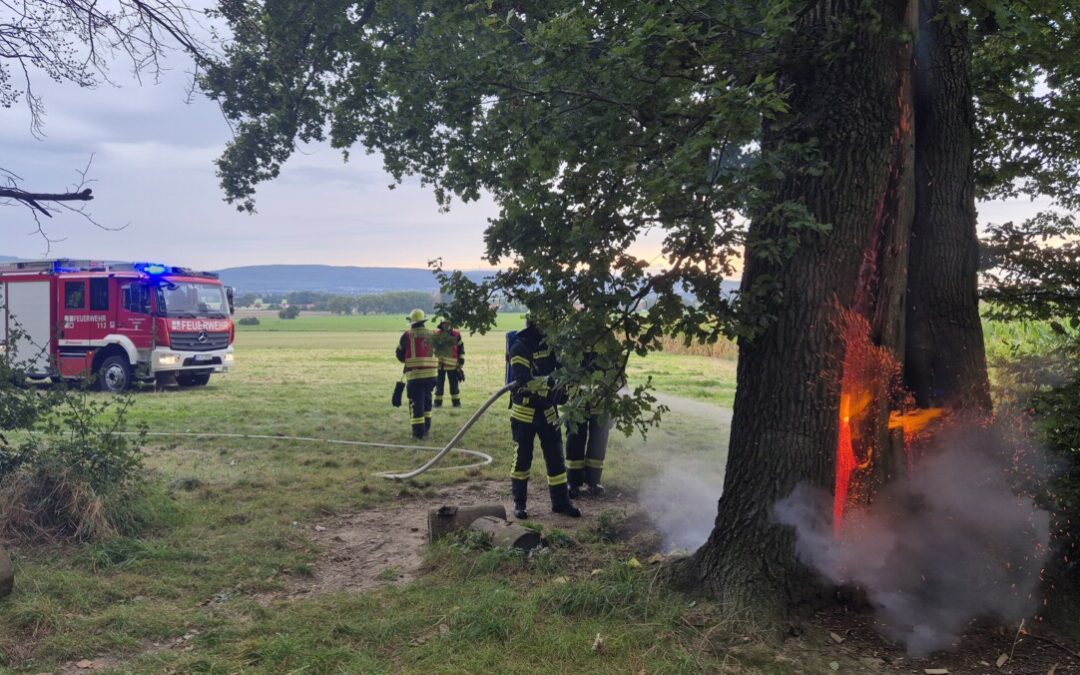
[833,311,947,536]
[834,394,857,536]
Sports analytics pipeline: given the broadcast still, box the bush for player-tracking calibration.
[0,324,152,541]
[237,316,261,326]
[278,305,301,320]
[992,330,1080,580]
[0,390,148,540]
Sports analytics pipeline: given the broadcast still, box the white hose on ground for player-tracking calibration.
[379,382,515,480]
[132,382,515,481]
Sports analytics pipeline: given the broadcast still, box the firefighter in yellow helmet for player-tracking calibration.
[395,309,439,438]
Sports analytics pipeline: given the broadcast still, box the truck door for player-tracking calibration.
[57,276,93,377]
[116,280,152,350]
[59,277,89,343]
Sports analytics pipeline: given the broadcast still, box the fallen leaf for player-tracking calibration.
[314,525,327,532]
[590,569,602,576]
[647,553,665,564]
[996,654,1009,668]
[829,662,840,671]
[829,631,845,644]
[627,557,641,569]
[76,660,96,670]
[924,669,950,675]
[553,576,569,584]
[1047,664,1058,675]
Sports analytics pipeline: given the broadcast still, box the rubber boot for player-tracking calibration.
[568,484,582,499]
[452,400,461,408]
[585,466,604,497]
[434,399,443,408]
[511,478,529,519]
[550,484,581,518]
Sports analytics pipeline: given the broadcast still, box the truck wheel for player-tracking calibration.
[97,355,132,393]
[177,372,211,387]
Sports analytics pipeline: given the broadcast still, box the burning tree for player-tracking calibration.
[203,0,1079,622]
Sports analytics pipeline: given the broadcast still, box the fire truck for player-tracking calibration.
[0,259,235,392]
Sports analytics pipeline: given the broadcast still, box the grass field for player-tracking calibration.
[0,315,747,673]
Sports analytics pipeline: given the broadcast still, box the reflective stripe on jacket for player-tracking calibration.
[400,328,438,380]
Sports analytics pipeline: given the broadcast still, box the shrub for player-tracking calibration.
[278,305,301,320]
[0,383,150,541]
[237,316,261,326]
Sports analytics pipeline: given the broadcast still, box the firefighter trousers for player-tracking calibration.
[510,417,571,508]
[435,367,461,406]
[566,413,611,487]
[407,378,436,438]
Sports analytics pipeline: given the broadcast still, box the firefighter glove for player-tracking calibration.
[458,369,465,382]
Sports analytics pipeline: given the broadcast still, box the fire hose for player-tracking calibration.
[133,382,515,482]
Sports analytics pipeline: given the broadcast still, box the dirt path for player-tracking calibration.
[271,479,645,601]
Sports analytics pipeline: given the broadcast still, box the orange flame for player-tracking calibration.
[888,408,944,436]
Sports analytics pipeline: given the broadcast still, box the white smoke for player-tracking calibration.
[774,424,1052,657]
[640,462,723,551]
[635,392,730,552]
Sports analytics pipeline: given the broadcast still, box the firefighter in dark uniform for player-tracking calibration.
[434,319,465,407]
[395,309,439,438]
[566,351,613,497]
[508,318,581,519]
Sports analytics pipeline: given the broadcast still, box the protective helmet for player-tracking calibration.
[407,308,426,323]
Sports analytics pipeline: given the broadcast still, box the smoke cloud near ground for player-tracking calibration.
[640,464,723,550]
[636,393,730,551]
[775,423,1052,657]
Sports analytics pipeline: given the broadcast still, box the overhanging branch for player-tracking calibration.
[0,187,94,217]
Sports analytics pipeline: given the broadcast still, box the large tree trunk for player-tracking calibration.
[672,0,916,619]
[905,0,992,412]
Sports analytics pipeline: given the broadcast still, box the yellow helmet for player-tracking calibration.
[407,308,427,323]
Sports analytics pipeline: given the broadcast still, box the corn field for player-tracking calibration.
[656,335,738,359]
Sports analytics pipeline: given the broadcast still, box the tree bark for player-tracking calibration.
[905,0,992,412]
[672,0,916,619]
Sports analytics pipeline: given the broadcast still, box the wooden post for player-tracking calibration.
[468,516,543,551]
[427,504,508,542]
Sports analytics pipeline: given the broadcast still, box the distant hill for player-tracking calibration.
[216,265,492,294]
[0,256,21,262]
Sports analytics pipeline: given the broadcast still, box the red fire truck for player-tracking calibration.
[0,259,235,392]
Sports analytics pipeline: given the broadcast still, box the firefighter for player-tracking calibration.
[434,318,465,407]
[395,309,439,439]
[508,318,580,519]
[566,349,617,497]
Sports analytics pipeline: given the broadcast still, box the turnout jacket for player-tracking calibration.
[508,326,559,425]
[396,323,439,381]
[435,323,465,370]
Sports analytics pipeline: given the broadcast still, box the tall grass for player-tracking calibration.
[656,335,738,360]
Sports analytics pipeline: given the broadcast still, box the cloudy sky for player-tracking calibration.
[0,6,1049,273]
[1,12,503,272]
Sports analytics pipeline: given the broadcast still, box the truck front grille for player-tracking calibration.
[169,331,230,352]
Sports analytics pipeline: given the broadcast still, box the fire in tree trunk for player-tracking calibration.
[675,0,992,621]
[673,0,919,618]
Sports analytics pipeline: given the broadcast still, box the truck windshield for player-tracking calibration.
[156,282,229,318]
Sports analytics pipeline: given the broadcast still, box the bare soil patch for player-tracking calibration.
[271,479,646,601]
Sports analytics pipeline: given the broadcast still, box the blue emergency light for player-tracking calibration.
[135,263,169,276]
